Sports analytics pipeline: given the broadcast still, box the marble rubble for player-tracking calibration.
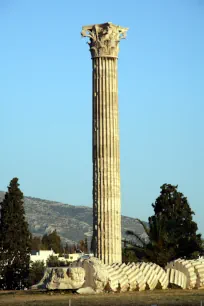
[33,257,204,291]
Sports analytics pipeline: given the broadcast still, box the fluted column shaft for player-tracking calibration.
[92,57,121,264]
[81,22,128,265]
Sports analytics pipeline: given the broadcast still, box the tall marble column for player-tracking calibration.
[81,22,128,264]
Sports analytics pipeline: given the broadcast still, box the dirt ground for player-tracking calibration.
[0,289,204,306]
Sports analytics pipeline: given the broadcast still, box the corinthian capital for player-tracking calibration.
[81,22,128,58]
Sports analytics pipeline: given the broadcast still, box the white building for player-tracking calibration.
[65,253,81,262]
[65,253,94,262]
[30,250,94,265]
[30,250,56,264]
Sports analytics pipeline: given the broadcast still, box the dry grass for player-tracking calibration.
[0,289,204,306]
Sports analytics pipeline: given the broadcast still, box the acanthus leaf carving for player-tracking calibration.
[81,22,128,58]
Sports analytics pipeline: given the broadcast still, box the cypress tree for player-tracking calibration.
[0,178,31,289]
[41,230,62,253]
[126,184,203,267]
[150,183,203,260]
[84,237,88,253]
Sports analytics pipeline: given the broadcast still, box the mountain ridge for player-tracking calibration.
[0,191,146,246]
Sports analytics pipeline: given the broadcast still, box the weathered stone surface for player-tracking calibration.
[32,267,85,290]
[82,23,128,265]
[166,259,204,289]
[72,257,108,292]
[192,259,204,288]
[77,287,96,294]
[33,258,204,292]
[167,259,193,289]
[81,22,128,58]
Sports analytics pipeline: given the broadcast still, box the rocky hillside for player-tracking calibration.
[0,191,147,245]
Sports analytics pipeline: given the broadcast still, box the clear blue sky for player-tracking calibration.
[1,0,204,235]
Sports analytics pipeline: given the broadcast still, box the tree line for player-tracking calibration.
[31,231,88,254]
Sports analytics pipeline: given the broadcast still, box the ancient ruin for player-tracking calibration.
[33,257,204,292]
[81,22,128,265]
[32,23,204,293]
